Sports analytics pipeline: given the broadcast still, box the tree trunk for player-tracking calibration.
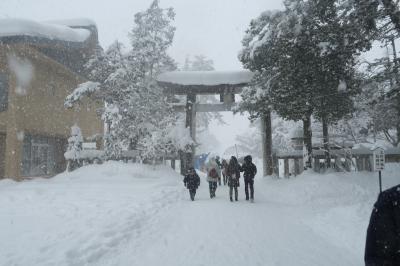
[392,38,400,147]
[322,116,331,168]
[262,111,273,176]
[303,114,313,169]
[392,38,399,83]
[396,93,400,147]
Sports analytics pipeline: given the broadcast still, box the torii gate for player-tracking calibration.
[157,70,273,176]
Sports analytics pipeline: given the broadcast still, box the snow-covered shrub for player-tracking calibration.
[65,124,83,171]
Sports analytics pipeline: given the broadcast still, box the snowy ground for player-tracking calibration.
[1,162,399,266]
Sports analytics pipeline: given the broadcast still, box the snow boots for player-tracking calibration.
[189,189,196,201]
[229,186,238,202]
[209,182,217,198]
[244,179,254,201]
[223,174,227,186]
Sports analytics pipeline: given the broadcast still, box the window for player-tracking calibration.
[21,135,57,177]
[0,73,8,111]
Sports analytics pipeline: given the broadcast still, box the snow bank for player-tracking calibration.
[157,70,254,86]
[0,162,183,266]
[259,163,400,260]
[0,18,90,42]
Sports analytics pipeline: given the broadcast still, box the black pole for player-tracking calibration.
[379,170,382,193]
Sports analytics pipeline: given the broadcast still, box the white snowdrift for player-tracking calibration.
[0,162,183,266]
[0,18,90,42]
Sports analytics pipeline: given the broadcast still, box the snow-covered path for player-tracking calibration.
[107,176,359,266]
[2,162,399,266]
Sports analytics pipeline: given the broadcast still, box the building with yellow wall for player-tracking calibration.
[0,19,103,179]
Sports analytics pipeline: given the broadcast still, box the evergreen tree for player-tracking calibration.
[239,8,315,168]
[335,0,400,147]
[366,13,400,146]
[65,1,191,161]
[301,0,364,166]
[364,65,400,146]
[353,0,400,34]
[239,0,369,167]
[129,0,176,79]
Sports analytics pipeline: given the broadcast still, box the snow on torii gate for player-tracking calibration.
[157,70,272,175]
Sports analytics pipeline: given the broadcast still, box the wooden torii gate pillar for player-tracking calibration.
[157,70,274,176]
[182,92,196,174]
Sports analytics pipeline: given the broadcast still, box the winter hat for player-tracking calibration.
[244,155,252,162]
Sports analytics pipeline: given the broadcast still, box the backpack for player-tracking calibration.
[209,168,218,178]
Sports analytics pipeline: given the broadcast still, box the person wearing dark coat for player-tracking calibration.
[221,159,229,186]
[365,184,400,266]
[227,156,241,202]
[183,167,201,201]
[215,156,222,186]
[240,155,257,202]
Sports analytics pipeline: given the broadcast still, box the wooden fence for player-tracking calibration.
[275,147,400,178]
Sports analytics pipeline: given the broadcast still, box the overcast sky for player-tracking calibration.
[0,0,284,69]
[0,0,284,156]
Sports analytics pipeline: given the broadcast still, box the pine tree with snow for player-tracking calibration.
[238,8,314,168]
[65,1,192,161]
[239,0,369,166]
[65,124,83,171]
[299,0,364,165]
[129,0,176,79]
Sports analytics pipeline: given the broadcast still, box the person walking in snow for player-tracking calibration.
[365,184,400,265]
[240,155,257,202]
[215,156,222,186]
[221,159,228,186]
[227,156,241,202]
[206,157,220,198]
[183,167,200,201]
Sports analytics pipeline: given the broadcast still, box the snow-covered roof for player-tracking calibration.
[0,18,91,43]
[44,18,97,28]
[157,70,254,86]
